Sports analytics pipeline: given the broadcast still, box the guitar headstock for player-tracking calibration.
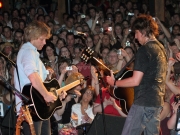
[81,47,94,63]
[21,106,33,125]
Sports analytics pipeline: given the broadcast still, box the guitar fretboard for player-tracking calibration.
[56,80,81,95]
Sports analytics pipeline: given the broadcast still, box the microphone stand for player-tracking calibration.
[0,51,21,90]
[0,52,29,135]
[0,76,29,135]
[0,76,29,102]
[95,67,107,135]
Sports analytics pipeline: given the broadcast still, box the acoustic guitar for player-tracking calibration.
[81,48,134,114]
[16,105,36,135]
[22,78,84,121]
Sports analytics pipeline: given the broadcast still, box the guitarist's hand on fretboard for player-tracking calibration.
[58,90,67,100]
[106,70,115,86]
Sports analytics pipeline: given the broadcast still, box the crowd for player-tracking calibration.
[0,0,180,135]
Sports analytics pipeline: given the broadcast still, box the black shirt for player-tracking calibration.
[61,98,76,124]
[133,40,167,107]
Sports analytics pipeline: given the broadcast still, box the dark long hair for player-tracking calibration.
[42,41,58,60]
[131,14,159,37]
[59,46,73,63]
[78,85,96,106]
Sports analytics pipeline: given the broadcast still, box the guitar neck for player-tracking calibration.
[82,48,114,76]
[29,124,36,135]
[56,80,81,95]
[92,57,112,76]
[16,120,22,135]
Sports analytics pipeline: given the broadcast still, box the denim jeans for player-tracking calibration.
[121,104,162,135]
[22,119,51,135]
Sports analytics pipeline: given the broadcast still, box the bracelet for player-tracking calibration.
[173,110,177,114]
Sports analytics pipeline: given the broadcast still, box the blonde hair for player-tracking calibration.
[24,21,51,42]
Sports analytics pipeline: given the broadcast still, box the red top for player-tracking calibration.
[95,87,121,116]
[76,61,91,85]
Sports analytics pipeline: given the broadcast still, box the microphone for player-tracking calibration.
[68,93,77,98]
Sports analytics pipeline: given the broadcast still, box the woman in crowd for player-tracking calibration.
[72,43,83,65]
[71,85,96,127]
[42,41,59,78]
[0,56,14,106]
[57,58,71,87]
[86,36,94,49]
[90,66,127,117]
[58,29,68,41]
[124,46,135,69]
[55,72,84,124]
[59,46,73,63]
[56,38,66,55]
[98,47,110,65]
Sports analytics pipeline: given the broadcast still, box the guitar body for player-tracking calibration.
[109,69,134,114]
[22,79,62,121]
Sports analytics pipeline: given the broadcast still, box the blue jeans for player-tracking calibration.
[22,120,51,135]
[121,104,162,135]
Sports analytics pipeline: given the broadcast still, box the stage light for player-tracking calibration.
[0,1,2,8]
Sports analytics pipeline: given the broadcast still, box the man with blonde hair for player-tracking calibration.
[14,21,65,135]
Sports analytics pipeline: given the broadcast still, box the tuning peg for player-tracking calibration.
[81,54,86,59]
[90,51,94,55]
[86,48,89,52]
[85,56,89,61]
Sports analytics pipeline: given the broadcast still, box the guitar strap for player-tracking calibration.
[16,65,22,92]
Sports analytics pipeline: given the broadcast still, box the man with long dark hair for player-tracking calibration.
[107,15,167,135]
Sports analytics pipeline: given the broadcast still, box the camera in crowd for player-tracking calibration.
[100,27,112,33]
[108,27,112,31]
[126,41,131,46]
[66,66,72,70]
[174,94,180,104]
[68,93,77,98]
[81,14,86,18]
[117,49,121,55]
[128,12,134,16]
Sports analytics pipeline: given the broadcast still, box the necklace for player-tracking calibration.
[81,104,88,114]
[144,38,156,45]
